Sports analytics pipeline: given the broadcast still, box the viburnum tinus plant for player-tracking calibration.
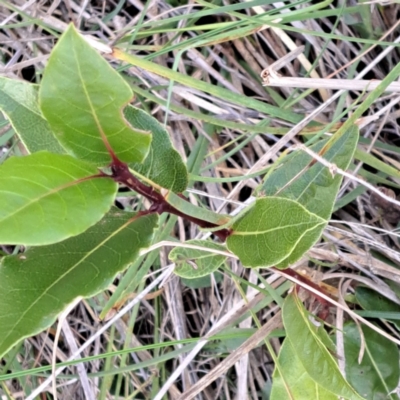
[0,25,369,399]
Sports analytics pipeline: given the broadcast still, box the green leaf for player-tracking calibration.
[356,286,400,330]
[282,293,362,400]
[169,239,226,278]
[0,208,158,358]
[165,190,231,226]
[271,338,338,400]
[181,272,223,289]
[0,152,117,245]
[125,106,188,193]
[39,24,151,166]
[344,322,399,400]
[232,126,358,269]
[259,125,359,219]
[0,77,65,154]
[226,197,326,268]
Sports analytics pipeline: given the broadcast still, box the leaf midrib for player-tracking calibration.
[0,175,96,226]
[0,216,136,350]
[232,219,326,236]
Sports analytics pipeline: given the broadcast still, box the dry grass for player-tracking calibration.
[1,1,400,399]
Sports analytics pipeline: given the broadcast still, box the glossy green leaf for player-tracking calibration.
[39,24,151,165]
[125,106,187,193]
[282,293,362,400]
[259,125,359,219]
[0,152,117,245]
[226,197,326,268]
[356,286,400,330]
[344,322,399,400]
[0,208,158,358]
[0,77,65,154]
[271,338,338,400]
[169,239,226,278]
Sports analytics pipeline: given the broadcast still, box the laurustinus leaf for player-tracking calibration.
[125,106,188,193]
[39,24,151,166]
[282,293,363,400]
[344,322,399,400]
[226,197,326,268]
[165,190,231,226]
[258,125,359,220]
[0,209,158,358]
[0,77,66,154]
[231,125,358,269]
[271,339,338,400]
[0,152,117,245]
[169,240,226,279]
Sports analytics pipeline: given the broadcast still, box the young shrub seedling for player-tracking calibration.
[0,24,368,399]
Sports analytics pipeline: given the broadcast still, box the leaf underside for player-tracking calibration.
[169,239,226,278]
[226,197,325,268]
[125,106,188,193]
[229,125,359,269]
[260,125,359,219]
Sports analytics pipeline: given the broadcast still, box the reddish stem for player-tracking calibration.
[274,267,330,306]
[110,160,231,241]
[109,159,330,304]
